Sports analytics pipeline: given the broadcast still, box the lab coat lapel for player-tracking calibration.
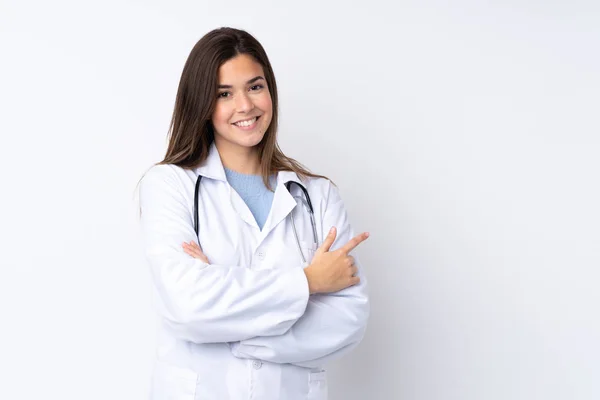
[259,171,305,242]
[230,188,260,230]
[194,142,259,229]
[194,145,307,236]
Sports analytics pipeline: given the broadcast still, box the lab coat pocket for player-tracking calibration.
[151,360,198,400]
[307,370,328,400]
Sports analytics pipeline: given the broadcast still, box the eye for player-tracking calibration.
[218,91,230,98]
[250,84,264,91]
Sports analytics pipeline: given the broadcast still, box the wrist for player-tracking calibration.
[303,266,318,295]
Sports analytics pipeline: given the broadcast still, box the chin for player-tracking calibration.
[214,123,269,149]
[219,134,263,150]
[244,135,266,148]
[236,130,266,146]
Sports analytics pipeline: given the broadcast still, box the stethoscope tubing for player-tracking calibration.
[193,175,318,264]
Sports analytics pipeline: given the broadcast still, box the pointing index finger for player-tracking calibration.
[341,232,370,254]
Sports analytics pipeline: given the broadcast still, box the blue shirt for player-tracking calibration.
[224,167,277,230]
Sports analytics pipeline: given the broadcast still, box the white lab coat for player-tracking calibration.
[138,142,369,400]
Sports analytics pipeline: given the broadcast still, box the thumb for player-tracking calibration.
[317,226,337,254]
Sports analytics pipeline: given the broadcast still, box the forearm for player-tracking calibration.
[149,254,311,343]
[231,273,369,366]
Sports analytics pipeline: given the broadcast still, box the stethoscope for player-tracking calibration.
[193,176,318,265]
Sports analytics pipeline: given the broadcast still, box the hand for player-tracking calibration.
[303,227,369,295]
[182,241,210,263]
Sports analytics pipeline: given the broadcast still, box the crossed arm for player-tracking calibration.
[183,181,370,368]
[140,166,369,368]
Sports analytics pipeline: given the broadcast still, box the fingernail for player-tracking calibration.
[330,227,335,234]
[365,232,370,238]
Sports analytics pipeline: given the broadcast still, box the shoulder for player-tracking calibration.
[301,175,342,206]
[141,163,175,180]
[139,163,194,195]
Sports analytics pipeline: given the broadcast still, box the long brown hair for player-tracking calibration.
[146,27,328,190]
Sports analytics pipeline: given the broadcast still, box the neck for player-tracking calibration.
[214,138,261,175]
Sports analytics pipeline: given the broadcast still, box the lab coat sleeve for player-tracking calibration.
[138,165,310,344]
[230,182,370,368]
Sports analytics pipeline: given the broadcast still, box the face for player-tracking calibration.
[211,54,273,152]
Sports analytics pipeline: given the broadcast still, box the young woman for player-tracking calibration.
[138,27,370,400]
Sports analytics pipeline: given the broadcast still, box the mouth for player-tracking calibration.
[232,116,261,129]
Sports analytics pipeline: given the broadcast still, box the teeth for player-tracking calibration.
[234,117,257,127]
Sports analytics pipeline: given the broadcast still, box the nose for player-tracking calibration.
[235,92,254,113]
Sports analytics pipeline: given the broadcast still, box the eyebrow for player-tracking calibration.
[218,76,265,89]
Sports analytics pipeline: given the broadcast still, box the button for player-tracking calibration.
[252,360,262,369]
[257,250,266,260]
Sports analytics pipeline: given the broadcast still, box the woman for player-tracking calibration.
[138,27,370,400]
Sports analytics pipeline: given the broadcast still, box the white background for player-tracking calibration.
[1,0,599,399]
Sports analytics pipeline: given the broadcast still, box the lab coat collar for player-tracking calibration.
[193,142,227,182]
[193,141,307,240]
[194,142,307,189]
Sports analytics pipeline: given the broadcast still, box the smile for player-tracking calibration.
[232,116,260,129]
